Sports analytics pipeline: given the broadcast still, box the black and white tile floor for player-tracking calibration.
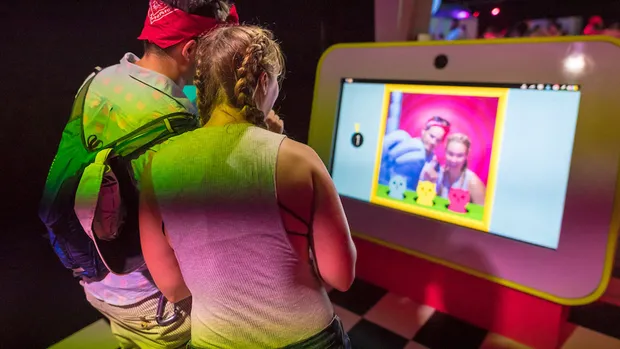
[49,274,620,349]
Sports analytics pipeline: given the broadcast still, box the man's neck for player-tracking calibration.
[136,53,183,87]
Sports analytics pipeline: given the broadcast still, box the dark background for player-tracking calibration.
[467,0,620,34]
[1,0,619,347]
[0,1,373,347]
[441,0,620,36]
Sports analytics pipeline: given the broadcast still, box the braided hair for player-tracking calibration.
[194,25,285,127]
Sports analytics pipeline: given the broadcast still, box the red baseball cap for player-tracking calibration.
[426,117,451,136]
[138,0,239,49]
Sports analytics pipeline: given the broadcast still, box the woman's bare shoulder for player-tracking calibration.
[278,138,323,170]
[275,139,324,220]
[468,169,484,187]
[276,138,328,197]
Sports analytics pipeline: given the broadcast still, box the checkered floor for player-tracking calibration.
[50,276,620,349]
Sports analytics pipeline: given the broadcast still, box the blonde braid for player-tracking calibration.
[233,33,270,127]
[194,56,207,125]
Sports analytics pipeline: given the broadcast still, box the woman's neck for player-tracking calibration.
[205,104,250,127]
[446,167,464,183]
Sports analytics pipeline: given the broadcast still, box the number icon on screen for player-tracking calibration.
[352,133,364,148]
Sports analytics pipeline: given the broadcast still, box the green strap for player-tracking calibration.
[74,148,114,243]
[94,148,113,165]
[70,67,102,123]
[110,112,198,158]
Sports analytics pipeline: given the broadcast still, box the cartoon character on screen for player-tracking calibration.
[448,188,470,213]
[436,133,486,206]
[388,175,407,200]
[415,181,436,207]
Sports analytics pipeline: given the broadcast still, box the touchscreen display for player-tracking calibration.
[331,80,581,249]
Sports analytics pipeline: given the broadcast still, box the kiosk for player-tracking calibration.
[308,36,620,349]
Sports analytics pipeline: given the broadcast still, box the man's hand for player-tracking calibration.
[421,156,439,182]
[383,130,425,165]
[265,110,284,134]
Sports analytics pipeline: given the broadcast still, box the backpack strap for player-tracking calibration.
[72,111,198,276]
[109,112,199,158]
[70,67,102,123]
[74,148,115,246]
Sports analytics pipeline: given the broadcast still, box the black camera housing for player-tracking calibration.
[434,54,449,69]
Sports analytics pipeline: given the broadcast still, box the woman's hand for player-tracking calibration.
[265,110,284,134]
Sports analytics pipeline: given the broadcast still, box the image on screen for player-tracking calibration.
[330,79,581,249]
[376,89,501,228]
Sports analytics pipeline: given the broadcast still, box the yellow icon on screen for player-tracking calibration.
[416,181,437,207]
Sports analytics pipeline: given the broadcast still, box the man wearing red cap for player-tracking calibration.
[73,1,238,348]
[380,116,451,191]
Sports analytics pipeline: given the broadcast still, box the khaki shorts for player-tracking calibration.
[85,290,191,349]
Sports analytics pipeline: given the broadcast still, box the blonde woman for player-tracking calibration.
[436,133,486,205]
[139,25,355,349]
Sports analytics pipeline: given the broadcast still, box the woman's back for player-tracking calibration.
[139,24,355,349]
[151,124,333,348]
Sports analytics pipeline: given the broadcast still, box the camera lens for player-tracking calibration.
[434,54,448,69]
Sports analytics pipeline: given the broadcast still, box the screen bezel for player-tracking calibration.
[308,37,620,305]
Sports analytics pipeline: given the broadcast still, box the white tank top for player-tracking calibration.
[437,168,474,199]
[150,123,333,348]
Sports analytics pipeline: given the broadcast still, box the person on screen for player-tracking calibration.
[433,133,486,205]
[139,25,355,348]
[380,116,451,191]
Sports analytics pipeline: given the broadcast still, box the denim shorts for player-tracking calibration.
[282,316,351,349]
[186,315,351,349]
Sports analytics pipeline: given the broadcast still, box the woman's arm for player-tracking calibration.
[139,159,191,303]
[311,154,357,291]
[468,173,487,206]
[276,139,356,292]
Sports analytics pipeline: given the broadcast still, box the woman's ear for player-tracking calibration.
[260,72,268,96]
